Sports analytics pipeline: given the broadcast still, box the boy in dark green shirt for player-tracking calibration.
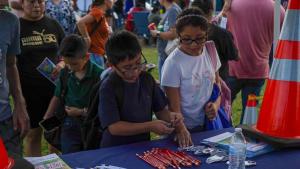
[44,35,103,154]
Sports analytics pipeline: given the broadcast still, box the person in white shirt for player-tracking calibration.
[161,10,221,147]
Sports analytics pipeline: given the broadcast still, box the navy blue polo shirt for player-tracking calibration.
[98,73,168,147]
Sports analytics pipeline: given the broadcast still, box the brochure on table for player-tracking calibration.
[25,153,71,169]
[202,132,274,158]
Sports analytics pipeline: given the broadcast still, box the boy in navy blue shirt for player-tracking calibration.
[98,31,183,147]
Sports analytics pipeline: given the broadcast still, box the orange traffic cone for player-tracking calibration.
[242,94,258,125]
[242,0,300,147]
[0,138,14,169]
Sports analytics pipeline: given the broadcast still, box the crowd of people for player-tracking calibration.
[0,0,286,161]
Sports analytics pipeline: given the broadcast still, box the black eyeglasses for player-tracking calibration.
[115,53,148,77]
[179,35,207,45]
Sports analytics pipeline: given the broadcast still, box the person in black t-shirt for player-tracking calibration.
[191,0,239,81]
[18,0,65,156]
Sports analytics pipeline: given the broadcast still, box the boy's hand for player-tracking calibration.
[65,106,84,117]
[149,120,175,135]
[170,112,183,127]
[175,124,193,148]
[205,102,218,120]
[52,61,65,79]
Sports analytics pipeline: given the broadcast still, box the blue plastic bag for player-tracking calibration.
[205,84,232,130]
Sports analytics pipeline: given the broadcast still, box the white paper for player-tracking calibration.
[25,154,71,169]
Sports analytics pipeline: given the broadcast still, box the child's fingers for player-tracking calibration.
[205,102,213,112]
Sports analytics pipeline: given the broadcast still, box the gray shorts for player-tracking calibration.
[0,117,22,156]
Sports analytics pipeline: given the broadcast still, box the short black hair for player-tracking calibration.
[191,0,214,17]
[176,8,209,34]
[105,30,142,65]
[59,34,88,58]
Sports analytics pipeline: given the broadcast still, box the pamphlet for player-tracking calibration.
[25,153,71,169]
[202,132,274,158]
[37,57,57,85]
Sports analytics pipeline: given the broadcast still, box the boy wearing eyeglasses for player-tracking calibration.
[161,11,222,147]
[98,30,184,148]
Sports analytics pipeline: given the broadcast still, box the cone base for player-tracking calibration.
[241,125,300,149]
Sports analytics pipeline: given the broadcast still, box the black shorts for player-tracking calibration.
[21,78,55,129]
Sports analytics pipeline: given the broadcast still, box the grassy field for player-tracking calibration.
[24,46,246,155]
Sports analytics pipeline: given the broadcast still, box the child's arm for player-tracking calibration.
[108,120,174,136]
[164,86,193,148]
[43,96,60,120]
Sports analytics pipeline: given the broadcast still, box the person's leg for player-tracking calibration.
[61,117,83,154]
[23,128,42,157]
[226,76,243,103]
[240,79,265,124]
[22,82,54,156]
[21,84,42,156]
[0,117,22,156]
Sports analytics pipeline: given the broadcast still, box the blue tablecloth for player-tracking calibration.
[61,128,300,169]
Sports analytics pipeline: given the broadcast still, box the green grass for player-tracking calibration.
[19,46,247,156]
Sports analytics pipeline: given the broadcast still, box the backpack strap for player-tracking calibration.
[141,71,156,98]
[206,41,232,118]
[109,72,124,112]
[205,40,218,71]
[109,71,155,114]
[140,71,156,117]
[55,67,70,120]
[60,67,70,99]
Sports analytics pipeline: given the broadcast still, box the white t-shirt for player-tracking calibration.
[161,46,221,129]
